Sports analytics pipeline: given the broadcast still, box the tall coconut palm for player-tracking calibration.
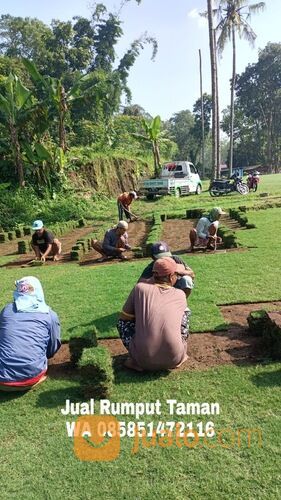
[215,0,265,175]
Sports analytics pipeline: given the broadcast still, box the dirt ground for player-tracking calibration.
[161,214,242,255]
[47,300,281,376]
[80,220,151,266]
[1,226,100,268]
[1,213,243,268]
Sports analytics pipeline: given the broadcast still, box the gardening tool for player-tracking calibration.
[20,259,44,268]
[119,202,140,222]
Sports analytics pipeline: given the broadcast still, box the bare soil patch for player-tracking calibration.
[2,226,95,268]
[47,301,281,376]
[80,220,151,266]
[161,218,244,255]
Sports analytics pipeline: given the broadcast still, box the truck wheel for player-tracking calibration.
[146,194,155,200]
[196,184,202,195]
[175,188,181,198]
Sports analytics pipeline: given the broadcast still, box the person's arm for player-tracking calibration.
[47,310,61,358]
[196,218,209,239]
[102,230,118,254]
[41,231,54,261]
[119,287,135,321]
[173,256,195,279]
[123,232,131,250]
[41,244,53,261]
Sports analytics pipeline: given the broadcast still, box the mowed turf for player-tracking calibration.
[0,174,281,499]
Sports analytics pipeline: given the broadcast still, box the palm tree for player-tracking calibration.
[215,0,265,175]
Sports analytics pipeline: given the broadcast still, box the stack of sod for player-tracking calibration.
[217,225,238,248]
[69,330,98,367]
[247,310,268,337]
[8,231,16,240]
[247,310,281,359]
[70,238,90,261]
[186,208,205,219]
[229,208,255,229]
[15,227,24,238]
[78,218,86,227]
[78,346,114,398]
[23,227,31,236]
[0,233,7,243]
[18,240,28,254]
[132,246,143,258]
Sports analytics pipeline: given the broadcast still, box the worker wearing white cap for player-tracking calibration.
[189,207,226,252]
[117,190,138,222]
[91,221,131,262]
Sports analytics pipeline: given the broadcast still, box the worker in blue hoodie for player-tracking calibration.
[0,276,61,391]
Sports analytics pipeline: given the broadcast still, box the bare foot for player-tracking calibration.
[118,254,128,261]
[53,255,60,262]
[173,354,189,369]
[123,357,144,372]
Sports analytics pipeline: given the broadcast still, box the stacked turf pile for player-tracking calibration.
[69,328,113,398]
[247,310,281,359]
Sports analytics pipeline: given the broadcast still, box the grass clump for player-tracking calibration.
[78,345,114,398]
[69,329,98,366]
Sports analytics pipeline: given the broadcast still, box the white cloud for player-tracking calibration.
[188,8,208,28]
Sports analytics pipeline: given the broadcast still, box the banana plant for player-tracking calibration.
[23,59,89,152]
[0,73,38,187]
[132,115,162,176]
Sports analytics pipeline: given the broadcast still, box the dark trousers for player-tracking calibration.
[118,202,131,221]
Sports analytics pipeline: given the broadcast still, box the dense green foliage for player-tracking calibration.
[221,42,281,171]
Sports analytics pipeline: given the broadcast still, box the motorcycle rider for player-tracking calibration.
[189,207,226,252]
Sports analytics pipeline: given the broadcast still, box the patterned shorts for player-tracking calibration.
[117,310,191,350]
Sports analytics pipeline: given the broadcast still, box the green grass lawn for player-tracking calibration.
[0,173,281,499]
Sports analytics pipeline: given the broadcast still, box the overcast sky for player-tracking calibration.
[1,0,280,119]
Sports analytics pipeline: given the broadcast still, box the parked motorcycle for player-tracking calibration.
[247,171,260,192]
[209,173,249,197]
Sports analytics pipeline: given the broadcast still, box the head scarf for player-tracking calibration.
[13,276,49,313]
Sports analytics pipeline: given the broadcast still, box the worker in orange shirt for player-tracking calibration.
[117,191,138,222]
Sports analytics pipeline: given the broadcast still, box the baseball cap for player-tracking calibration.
[32,220,44,230]
[151,241,172,259]
[117,220,128,230]
[214,207,226,215]
[153,257,189,277]
[129,191,138,199]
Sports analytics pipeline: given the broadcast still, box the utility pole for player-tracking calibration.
[199,49,205,178]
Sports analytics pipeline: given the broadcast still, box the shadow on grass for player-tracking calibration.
[67,313,118,338]
[0,390,28,403]
[251,368,281,387]
[36,384,82,408]
[112,356,170,385]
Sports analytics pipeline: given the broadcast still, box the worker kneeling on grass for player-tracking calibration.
[189,207,226,252]
[117,257,190,372]
[0,277,61,391]
[31,219,62,262]
[91,220,131,263]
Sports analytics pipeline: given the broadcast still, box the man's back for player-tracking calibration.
[124,281,187,370]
